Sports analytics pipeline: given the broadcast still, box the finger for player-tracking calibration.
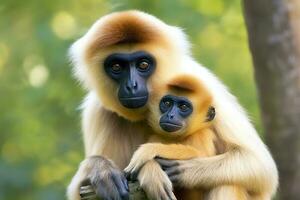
[93,175,123,200]
[159,191,170,200]
[165,167,180,177]
[94,179,114,200]
[79,181,97,199]
[121,174,129,191]
[155,158,179,169]
[112,173,129,200]
[124,171,131,180]
[169,175,180,186]
[124,170,137,182]
[130,169,139,181]
[131,164,145,181]
[164,185,177,200]
[80,178,91,187]
[155,156,170,160]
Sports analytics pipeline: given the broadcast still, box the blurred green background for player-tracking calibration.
[0,0,260,199]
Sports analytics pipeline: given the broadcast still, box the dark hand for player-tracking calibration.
[84,156,129,200]
[155,157,184,186]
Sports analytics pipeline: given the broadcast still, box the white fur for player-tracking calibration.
[173,57,278,196]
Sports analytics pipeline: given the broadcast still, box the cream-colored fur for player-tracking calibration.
[67,10,278,200]
[137,160,176,200]
[166,59,279,198]
[206,185,249,200]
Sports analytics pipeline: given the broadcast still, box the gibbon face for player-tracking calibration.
[70,11,189,121]
[159,95,194,132]
[103,51,156,108]
[158,94,215,136]
[148,75,215,137]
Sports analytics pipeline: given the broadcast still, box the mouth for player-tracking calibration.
[160,122,182,132]
[119,95,148,108]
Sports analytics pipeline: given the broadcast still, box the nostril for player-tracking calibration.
[133,81,137,89]
[125,85,131,92]
[168,114,174,119]
[125,81,137,92]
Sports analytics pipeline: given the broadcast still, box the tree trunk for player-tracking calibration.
[243,0,300,199]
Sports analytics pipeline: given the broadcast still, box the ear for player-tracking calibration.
[167,75,200,92]
[206,106,216,121]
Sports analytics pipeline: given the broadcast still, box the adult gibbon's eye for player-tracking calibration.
[111,63,122,73]
[164,100,172,107]
[137,60,150,71]
[179,104,189,111]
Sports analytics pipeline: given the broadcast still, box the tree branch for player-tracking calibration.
[79,181,148,200]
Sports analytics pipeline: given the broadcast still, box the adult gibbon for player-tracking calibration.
[67,10,278,200]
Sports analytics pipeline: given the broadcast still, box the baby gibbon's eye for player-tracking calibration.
[177,100,193,117]
[111,63,122,73]
[160,97,173,113]
[137,60,150,71]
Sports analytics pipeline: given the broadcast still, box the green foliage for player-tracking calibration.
[0,0,261,199]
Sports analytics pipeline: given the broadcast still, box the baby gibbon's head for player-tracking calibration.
[148,75,216,138]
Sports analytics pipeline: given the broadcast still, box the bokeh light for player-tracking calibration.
[0,42,9,72]
[51,11,77,40]
[28,64,49,87]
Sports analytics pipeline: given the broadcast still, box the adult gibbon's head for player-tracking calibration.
[69,10,191,121]
[148,75,216,137]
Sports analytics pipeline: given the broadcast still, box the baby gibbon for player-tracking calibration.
[125,75,248,200]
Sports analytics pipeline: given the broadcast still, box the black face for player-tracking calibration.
[104,51,156,108]
[159,95,193,133]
